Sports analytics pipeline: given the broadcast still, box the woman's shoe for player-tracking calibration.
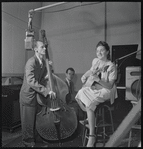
[79,118,88,125]
[80,119,97,127]
[86,134,96,147]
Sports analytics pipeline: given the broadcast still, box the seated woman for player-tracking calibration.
[75,41,118,147]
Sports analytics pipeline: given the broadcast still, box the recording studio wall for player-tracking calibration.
[41,2,141,90]
[2,2,42,75]
[2,2,141,91]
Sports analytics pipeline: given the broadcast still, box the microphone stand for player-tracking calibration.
[115,50,141,62]
[29,2,67,13]
[114,50,141,89]
[25,2,68,51]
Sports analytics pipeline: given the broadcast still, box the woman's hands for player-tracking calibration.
[90,74,100,83]
[81,73,100,85]
[81,74,100,88]
[81,75,87,84]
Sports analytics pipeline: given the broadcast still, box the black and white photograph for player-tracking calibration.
[2,1,141,147]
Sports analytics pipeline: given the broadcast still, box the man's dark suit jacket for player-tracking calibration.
[20,55,50,107]
[64,79,85,119]
[65,79,75,104]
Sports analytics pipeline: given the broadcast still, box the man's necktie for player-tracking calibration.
[69,81,72,94]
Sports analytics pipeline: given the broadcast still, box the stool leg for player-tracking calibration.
[81,111,87,145]
[102,107,106,146]
[105,105,114,134]
[83,128,88,147]
[81,121,86,146]
[128,129,132,147]
[105,105,114,133]
[109,108,114,133]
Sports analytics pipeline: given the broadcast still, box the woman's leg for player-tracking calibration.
[86,107,96,147]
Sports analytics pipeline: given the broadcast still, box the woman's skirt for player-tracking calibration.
[75,86,110,111]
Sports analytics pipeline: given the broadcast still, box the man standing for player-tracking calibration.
[19,40,56,147]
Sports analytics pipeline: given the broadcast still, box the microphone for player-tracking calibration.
[24,30,34,50]
[24,12,35,50]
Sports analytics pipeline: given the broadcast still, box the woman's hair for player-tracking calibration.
[96,41,111,60]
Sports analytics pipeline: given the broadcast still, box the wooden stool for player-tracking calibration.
[81,100,114,147]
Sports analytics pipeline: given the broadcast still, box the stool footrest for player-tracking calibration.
[131,125,141,129]
[97,124,113,127]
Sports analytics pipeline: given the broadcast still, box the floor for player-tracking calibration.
[2,118,141,147]
[2,127,22,147]
[2,98,141,147]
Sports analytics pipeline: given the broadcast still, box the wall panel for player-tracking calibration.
[2,2,42,75]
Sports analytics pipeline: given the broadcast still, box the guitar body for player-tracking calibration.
[83,75,96,87]
[83,65,110,88]
[83,76,103,90]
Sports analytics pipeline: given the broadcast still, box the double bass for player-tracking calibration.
[36,30,77,141]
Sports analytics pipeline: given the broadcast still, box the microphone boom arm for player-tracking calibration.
[25,2,67,50]
[29,2,67,13]
[116,50,141,61]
